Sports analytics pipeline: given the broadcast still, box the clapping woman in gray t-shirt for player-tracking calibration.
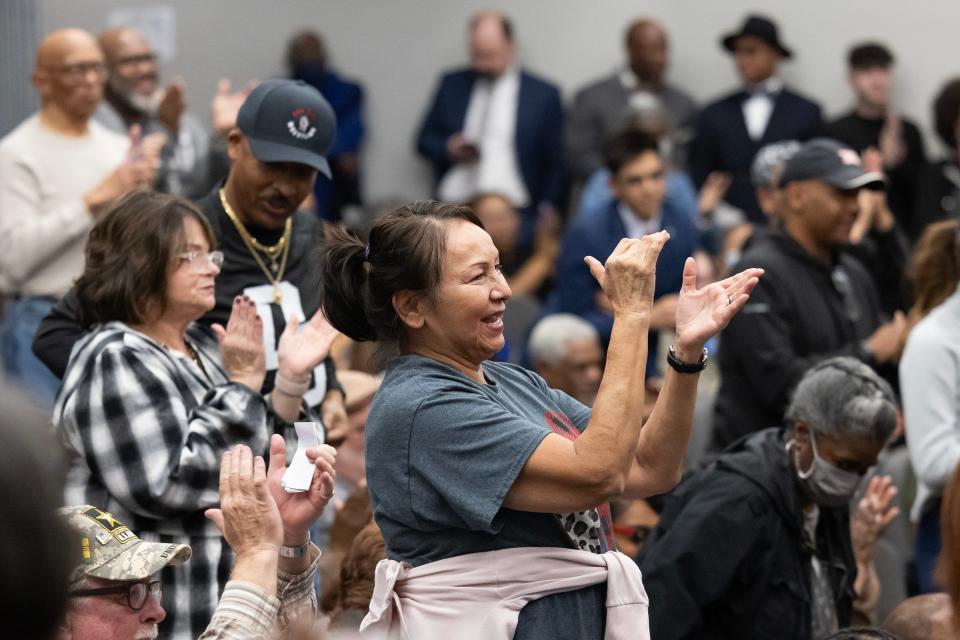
[319,199,762,639]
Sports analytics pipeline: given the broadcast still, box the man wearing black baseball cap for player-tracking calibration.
[690,14,822,225]
[712,138,906,448]
[34,79,350,449]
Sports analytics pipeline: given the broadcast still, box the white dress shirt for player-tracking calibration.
[438,67,530,207]
[618,202,662,239]
[741,77,784,141]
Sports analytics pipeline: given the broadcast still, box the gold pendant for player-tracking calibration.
[273,287,282,304]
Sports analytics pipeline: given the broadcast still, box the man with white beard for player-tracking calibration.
[96,27,246,198]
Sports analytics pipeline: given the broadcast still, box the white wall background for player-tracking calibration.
[39,0,959,205]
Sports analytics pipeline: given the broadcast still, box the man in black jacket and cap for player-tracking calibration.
[640,358,899,640]
[712,138,906,449]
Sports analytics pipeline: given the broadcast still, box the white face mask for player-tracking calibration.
[788,431,864,507]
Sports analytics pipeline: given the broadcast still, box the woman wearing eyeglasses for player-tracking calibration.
[54,190,337,639]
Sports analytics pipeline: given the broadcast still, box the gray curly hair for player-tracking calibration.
[785,357,898,442]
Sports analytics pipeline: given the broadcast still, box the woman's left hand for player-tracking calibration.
[265,434,337,546]
[276,308,341,382]
[851,475,899,564]
[674,257,763,357]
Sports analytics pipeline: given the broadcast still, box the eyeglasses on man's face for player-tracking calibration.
[44,61,108,85]
[69,580,162,611]
[178,250,224,273]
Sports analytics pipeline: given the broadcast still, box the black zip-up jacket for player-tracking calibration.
[638,428,856,640]
[712,231,887,448]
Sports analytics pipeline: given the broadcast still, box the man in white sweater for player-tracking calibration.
[0,28,160,407]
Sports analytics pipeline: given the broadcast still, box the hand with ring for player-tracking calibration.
[265,434,337,547]
[674,257,764,361]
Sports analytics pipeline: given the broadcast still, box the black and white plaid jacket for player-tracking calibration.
[54,321,280,640]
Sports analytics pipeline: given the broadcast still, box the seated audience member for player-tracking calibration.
[60,505,191,640]
[883,593,956,640]
[0,387,74,640]
[824,43,927,242]
[33,79,350,442]
[576,106,729,228]
[915,78,960,227]
[567,18,697,183]
[713,138,905,449]
[97,27,219,199]
[415,11,565,245]
[0,28,160,407]
[321,200,762,638]
[640,358,899,640]
[472,192,558,298]
[690,14,822,224]
[53,191,338,640]
[556,131,705,376]
[200,438,337,639]
[287,30,365,221]
[900,219,960,593]
[721,139,801,274]
[527,314,603,407]
[325,521,387,637]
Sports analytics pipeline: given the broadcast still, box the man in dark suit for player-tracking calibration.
[555,131,702,377]
[567,18,698,185]
[690,14,822,225]
[415,11,564,244]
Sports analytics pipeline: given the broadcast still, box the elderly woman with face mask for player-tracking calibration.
[639,357,900,640]
[320,200,762,639]
[54,190,337,640]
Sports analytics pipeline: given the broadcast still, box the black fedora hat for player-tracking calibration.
[721,14,792,58]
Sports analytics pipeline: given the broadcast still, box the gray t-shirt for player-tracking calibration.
[366,355,614,638]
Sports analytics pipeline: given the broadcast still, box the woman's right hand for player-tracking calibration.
[584,231,669,318]
[213,296,267,392]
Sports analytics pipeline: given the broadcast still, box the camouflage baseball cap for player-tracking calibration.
[61,505,191,583]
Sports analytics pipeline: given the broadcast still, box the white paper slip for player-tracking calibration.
[282,421,326,493]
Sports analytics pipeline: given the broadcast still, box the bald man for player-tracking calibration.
[0,29,158,407]
[416,11,564,249]
[883,594,955,639]
[97,27,216,199]
[567,18,698,183]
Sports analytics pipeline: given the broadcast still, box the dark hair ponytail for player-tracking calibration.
[319,200,483,347]
[320,224,378,342]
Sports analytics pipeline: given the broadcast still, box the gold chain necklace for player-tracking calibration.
[219,189,292,304]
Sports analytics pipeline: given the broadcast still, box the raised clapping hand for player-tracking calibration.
[213,296,267,392]
[673,257,764,358]
[851,475,899,565]
[276,308,341,384]
[204,444,284,557]
[265,433,337,546]
[584,231,671,318]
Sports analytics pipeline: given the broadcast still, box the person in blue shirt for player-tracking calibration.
[556,130,708,379]
[287,30,364,222]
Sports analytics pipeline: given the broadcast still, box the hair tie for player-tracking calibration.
[363,244,370,261]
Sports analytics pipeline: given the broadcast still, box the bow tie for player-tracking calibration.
[745,86,780,99]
